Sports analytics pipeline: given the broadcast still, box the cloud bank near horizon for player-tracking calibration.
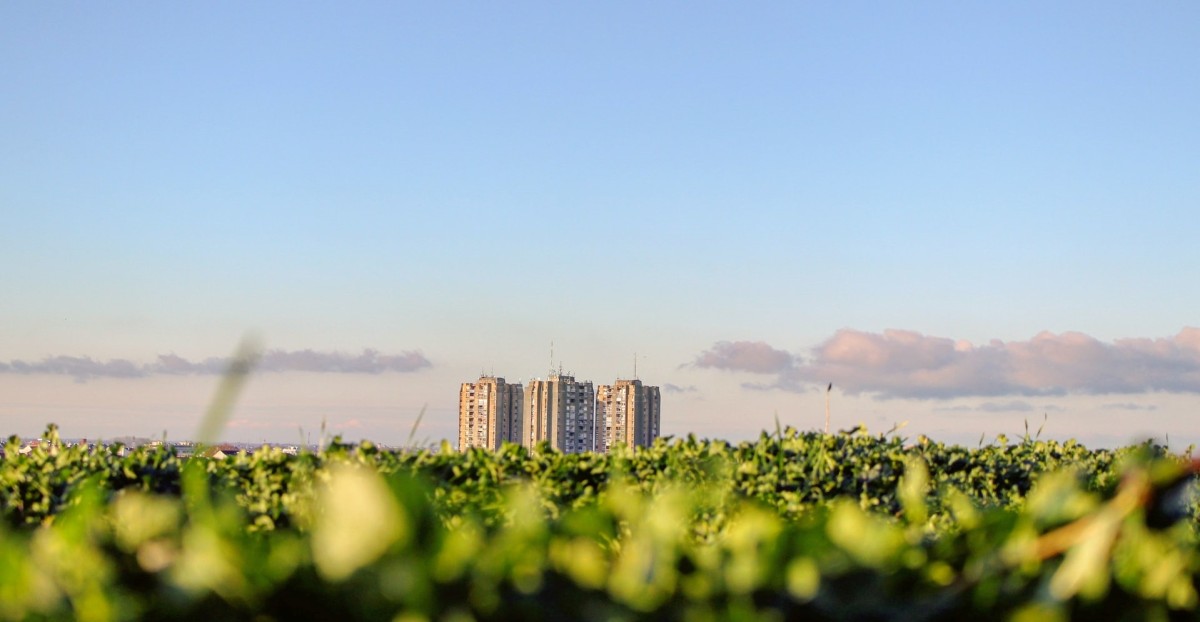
[692,328,1200,399]
[0,349,432,381]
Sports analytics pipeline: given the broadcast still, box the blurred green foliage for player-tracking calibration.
[0,425,1197,620]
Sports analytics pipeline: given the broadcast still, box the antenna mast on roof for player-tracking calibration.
[825,383,833,434]
[633,352,638,380]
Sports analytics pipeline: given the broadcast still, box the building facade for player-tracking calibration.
[458,376,524,451]
[596,379,661,451]
[523,374,596,453]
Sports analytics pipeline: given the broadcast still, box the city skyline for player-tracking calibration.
[4,332,1200,449]
[3,3,1199,449]
[460,372,662,454]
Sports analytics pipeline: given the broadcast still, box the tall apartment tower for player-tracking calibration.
[523,374,596,453]
[458,376,524,451]
[596,379,661,452]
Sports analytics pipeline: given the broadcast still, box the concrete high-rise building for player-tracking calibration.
[458,376,523,451]
[597,379,661,452]
[523,374,596,453]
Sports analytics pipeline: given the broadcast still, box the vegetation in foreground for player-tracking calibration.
[1,424,1198,621]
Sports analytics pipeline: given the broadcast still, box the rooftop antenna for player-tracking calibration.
[633,352,638,380]
[549,340,555,377]
[824,383,833,434]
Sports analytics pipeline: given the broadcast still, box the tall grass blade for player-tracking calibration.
[195,335,263,446]
[406,406,427,449]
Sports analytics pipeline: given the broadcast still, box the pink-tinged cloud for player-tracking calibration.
[693,328,1200,399]
[690,341,795,374]
[0,349,432,381]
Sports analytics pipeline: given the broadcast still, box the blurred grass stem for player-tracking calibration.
[195,335,263,446]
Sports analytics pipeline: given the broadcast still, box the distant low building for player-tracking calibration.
[198,444,238,459]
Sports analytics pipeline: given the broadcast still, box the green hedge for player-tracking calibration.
[0,425,1196,620]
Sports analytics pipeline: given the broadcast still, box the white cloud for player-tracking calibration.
[255,349,430,374]
[0,349,432,381]
[662,383,699,394]
[976,400,1036,413]
[1,356,145,381]
[1100,402,1159,412]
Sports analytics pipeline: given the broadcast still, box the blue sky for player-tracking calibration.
[3,3,1198,447]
